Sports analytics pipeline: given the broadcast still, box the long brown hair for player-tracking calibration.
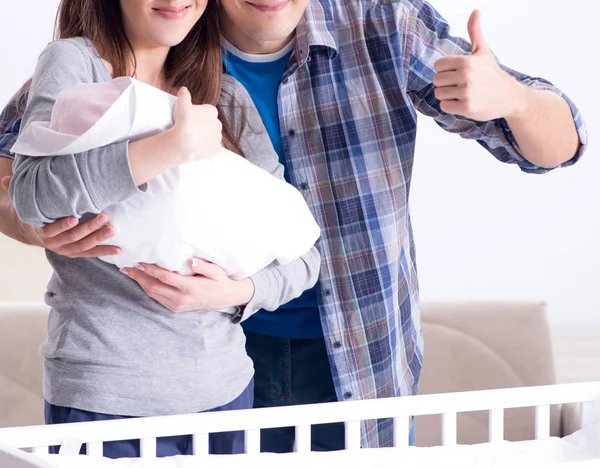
[51,0,239,153]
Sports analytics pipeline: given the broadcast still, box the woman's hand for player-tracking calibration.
[128,87,222,186]
[121,258,255,313]
[169,87,223,164]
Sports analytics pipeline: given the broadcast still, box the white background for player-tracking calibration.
[0,0,597,330]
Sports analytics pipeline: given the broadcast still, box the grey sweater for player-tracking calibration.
[8,37,320,416]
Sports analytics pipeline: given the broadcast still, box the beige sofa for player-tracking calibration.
[0,301,579,444]
[416,300,578,446]
[0,303,47,429]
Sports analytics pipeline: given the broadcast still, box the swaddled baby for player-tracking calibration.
[12,77,320,279]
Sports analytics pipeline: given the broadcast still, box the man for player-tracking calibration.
[0,0,586,451]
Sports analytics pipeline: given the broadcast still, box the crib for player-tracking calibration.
[1,381,600,467]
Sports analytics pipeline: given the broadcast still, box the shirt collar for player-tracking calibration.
[295,0,339,62]
[222,37,296,63]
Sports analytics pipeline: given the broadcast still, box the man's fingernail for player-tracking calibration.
[120,268,129,276]
[97,214,108,226]
[135,264,145,272]
[68,218,78,227]
[191,258,197,267]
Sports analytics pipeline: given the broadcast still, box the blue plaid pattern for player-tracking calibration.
[261,0,586,447]
[0,0,587,448]
[0,88,26,159]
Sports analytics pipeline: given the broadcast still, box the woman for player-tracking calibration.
[8,0,320,458]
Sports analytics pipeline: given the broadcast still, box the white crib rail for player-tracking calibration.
[1,382,598,457]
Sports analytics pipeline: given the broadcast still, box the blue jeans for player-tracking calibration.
[44,378,254,458]
[245,331,416,452]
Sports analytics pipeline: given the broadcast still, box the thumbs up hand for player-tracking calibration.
[467,9,490,55]
[432,10,526,122]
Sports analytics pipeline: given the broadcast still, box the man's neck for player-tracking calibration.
[220,14,295,55]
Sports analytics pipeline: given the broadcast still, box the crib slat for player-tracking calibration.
[7,382,600,455]
[87,442,103,457]
[534,405,550,439]
[192,433,209,455]
[344,420,361,450]
[244,429,261,454]
[140,437,156,458]
[580,401,595,429]
[32,446,48,455]
[488,409,504,442]
[441,412,457,446]
[393,416,410,447]
[295,425,311,453]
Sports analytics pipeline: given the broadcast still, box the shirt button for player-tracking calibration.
[333,341,342,349]
[324,290,332,296]
[288,129,296,137]
[299,182,308,190]
[344,392,353,399]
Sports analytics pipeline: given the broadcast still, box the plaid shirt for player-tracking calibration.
[1,0,587,448]
[0,88,26,159]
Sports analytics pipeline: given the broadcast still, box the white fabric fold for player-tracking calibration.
[12,77,320,279]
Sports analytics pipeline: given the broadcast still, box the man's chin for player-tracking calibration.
[248,26,296,44]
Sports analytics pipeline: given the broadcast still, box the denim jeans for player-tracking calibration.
[245,331,416,452]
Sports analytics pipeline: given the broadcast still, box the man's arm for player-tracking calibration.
[405,4,587,173]
[0,158,32,244]
[433,10,579,168]
[503,83,579,168]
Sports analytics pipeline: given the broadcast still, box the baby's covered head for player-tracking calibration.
[49,78,129,136]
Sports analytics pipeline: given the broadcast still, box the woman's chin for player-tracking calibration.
[150,32,194,49]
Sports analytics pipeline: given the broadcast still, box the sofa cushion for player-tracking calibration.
[0,304,48,427]
[416,300,560,446]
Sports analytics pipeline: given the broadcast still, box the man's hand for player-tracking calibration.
[30,214,121,258]
[1,175,120,258]
[433,10,526,121]
[121,258,255,313]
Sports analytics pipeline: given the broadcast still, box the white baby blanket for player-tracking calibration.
[12,78,320,279]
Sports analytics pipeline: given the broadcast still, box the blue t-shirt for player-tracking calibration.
[223,41,323,339]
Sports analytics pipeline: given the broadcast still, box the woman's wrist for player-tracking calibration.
[128,130,182,186]
[229,277,255,307]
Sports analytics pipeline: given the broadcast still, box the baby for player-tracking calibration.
[13,77,320,279]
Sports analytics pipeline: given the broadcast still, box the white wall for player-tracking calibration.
[0,0,597,329]
[0,0,59,303]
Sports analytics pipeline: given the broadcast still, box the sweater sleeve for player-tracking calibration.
[9,39,141,227]
[219,75,321,322]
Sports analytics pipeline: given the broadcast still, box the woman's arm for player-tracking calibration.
[10,40,142,227]
[2,158,124,256]
[215,75,322,321]
[123,76,321,317]
[11,40,221,227]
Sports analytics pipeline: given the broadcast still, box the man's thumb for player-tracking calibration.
[0,176,10,193]
[467,10,489,54]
